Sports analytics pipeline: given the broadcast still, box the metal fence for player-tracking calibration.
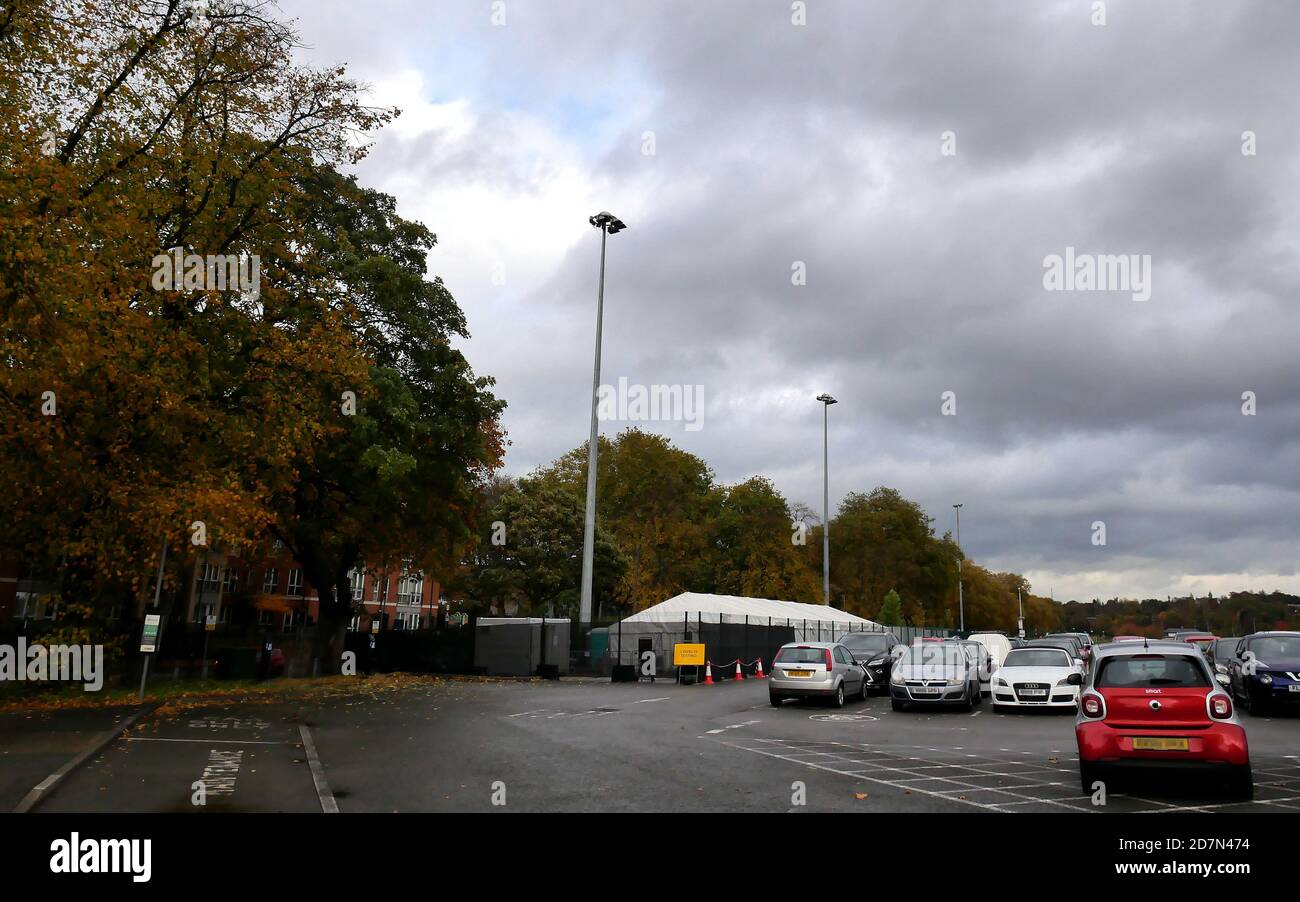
[594,615,953,680]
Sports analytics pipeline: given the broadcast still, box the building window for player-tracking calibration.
[398,611,421,630]
[348,568,364,601]
[348,614,360,632]
[258,609,275,626]
[287,569,303,597]
[222,567,239,593]
[397,572,423,605]
[263,568,277,594]
[196,562,221,594]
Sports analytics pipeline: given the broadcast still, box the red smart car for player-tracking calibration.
[1075,640,1251,799]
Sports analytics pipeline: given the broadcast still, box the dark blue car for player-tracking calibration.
[1227,631,1300,715]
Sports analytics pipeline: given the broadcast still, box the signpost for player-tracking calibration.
[140,614,161,653]
[139,536,168,700]
[674,642,706,685]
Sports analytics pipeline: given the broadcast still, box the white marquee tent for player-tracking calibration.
[600,592,881,670]
[619,592,879,629]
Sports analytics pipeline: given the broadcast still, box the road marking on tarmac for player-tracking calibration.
[127,737,285,745]
[632,697,671,704]
[705,720,761,734]
[197,748,244,797]
[299,724,338,814]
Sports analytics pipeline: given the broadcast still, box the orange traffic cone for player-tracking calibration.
[735,660,745,680]
[704,661,714,684]
[755,658,766,678]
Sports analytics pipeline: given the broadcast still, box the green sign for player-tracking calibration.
[140,614,161,653]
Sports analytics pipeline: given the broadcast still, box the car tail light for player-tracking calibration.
[824,649,833,669]
[1210,694,1233,719]
[1081,692,1105,718]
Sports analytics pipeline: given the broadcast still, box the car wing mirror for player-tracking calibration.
[1066,672,1083,686]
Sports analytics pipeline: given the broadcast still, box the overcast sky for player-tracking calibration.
[277,0,1300,602]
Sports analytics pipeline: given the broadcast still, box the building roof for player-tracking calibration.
[618,592,878,626]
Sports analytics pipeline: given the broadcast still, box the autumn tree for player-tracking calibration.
[535,429,719,612]
[467,479,625,618]
[708,477,820,603]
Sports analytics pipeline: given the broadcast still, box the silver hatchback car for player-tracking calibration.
[769,642,868,707]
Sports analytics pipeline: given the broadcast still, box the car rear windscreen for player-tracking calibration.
[775,647,827,664]
[1003,649,1070,668]
[838,634,891,653]
[1095,655,1210,688]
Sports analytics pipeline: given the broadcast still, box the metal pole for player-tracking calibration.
[139,536,168,701]
[954,504,964,633]
[579,226,608,631]
[200,556,210,680]
[822,401,830,606]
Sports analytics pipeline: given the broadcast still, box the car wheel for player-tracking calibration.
[959,685,973,712]
[891,698,905,712]
[859,677,870,702]
[769,692,783,707]
[832,683,845,708]
[971,683,982,706]
[1230,764,1254,800]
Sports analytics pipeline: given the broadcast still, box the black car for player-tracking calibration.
[1227,631,1300,715]
[1045,632,1094,662]
[835,630,901,695]
[1024,637,1085,668]
[1209,636,1242,678]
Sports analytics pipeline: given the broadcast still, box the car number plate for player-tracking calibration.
[1289,685,1300,693]
[912,687,940,695]
[786,669,812,677]
[1019,688,1047,697]
[1132,737,1190,751]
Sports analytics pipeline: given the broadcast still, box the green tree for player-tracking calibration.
[470,480,626,618]
[878,589,902,626]
[709,477,821,602]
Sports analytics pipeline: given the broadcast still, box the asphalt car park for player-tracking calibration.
[22,674,1300,813]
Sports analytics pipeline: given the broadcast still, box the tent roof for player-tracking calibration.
[618,592,878,627]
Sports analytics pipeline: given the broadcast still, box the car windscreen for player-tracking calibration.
[1095,655,1210,688]
[838,634,891,654]
[1213,639,1237,658]
[1248,637,1300,660]
[1002,649,1070,668]
[897,644,964,667]
[775,647,827,664]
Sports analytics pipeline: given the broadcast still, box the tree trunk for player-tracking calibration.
[312,581,350,676]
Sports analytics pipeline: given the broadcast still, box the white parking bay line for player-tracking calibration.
[299,725,338,814]
[705,720,761,735]
[507,710,547,718]
[632,697,671,704]
[127,737,284,744]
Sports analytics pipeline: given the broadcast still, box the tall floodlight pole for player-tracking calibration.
[953,503,965,633]
[816,394,837,606]
[579,212,627,632]
[1017,585,1025,639]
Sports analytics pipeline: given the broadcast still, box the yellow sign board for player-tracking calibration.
[674,643,706,666]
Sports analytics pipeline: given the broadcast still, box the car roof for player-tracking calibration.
[1244,631,1300,638]
[1092,639,1211,660]
[780,641,837,649]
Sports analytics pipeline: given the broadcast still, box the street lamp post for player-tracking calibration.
[816,393,837,606]
[579,212,626,633]
[953,503,964,633]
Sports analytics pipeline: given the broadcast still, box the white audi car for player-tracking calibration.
[991,646,1084,711]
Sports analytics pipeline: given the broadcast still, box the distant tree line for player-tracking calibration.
[450,429,1064,633]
